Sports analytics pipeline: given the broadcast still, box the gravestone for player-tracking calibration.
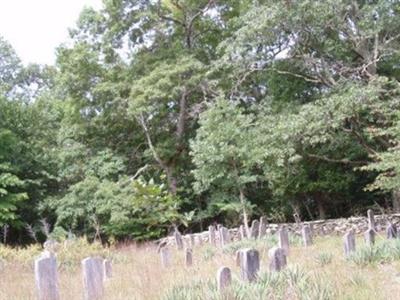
[185,248,193,267]
[364,228,375,246]
[160,247,171,268]
[302,224,313,246]
[259,216,267,238]
[367,209,376,231]
[235,250,242,267]
[35,255,60,300]
[217,266,231,292]
[344,230,356,257]
[268,246,287,272]
[386,223,397,239]
[220,227,231,246]
[103,259,112,280]
[174,229,184,250]
[209,225,216,246]
[239,248,260,282]
[250,220,259,239]
[82,257,104,300]
[278,226,290,255]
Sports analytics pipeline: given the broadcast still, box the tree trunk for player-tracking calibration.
[315,193,326,220]
[392,189,400,213]
[239,188,250,236]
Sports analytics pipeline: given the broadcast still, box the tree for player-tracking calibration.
[191,98,263,232]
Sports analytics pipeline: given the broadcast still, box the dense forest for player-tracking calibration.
[1,0,400,244]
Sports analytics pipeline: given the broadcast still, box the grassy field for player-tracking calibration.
[1,233,400,300]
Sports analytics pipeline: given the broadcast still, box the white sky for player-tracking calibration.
[0,0,103,65]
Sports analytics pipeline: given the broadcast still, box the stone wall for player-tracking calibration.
[161,213,400,246]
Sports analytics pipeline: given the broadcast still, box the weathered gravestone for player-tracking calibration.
[82,257,104,300]
[364,228,375,246]
[386,223,397,239]
[35,254,60,300]
[217,266,232,292]
[343,230,356,257]
[250,220,259,239]
[209,225,216,246]
[160,247,171,268]
[103,259,112,280]
[278,226,290,256]
[174,229,184,250]
[302,224,313,246]
[367,209,376,231]
[268,246,287,272]
[220,227,231,246]
[185,248,193,267]
[239,248,260,282]
[259,216,267,238]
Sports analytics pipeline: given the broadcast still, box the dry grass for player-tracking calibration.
[1,234,400,299]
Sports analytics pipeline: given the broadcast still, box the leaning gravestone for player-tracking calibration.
[103,259,112,280]
[364,228,375,246]
[239,248,260,282]
[343,230,356,257]
[82,257,104,300]
[35,254,60,300]
[386,223,397,239]
[259,216,267,238]
[250,220,260,239]
[185,248,193,267]
[302,224,313,246]
[278,226,290,255]
[217,266,232,292]
[367,209,376,231]
[209,225,216,246]
[268,246,287,272]
[174,229,184,250]
[160,247,171,268]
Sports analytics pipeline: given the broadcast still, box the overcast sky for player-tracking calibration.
[0,0,102,65]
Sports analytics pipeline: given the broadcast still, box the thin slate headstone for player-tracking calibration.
[302,224,313,246]
[278,226,290,255]
[217,266,232,292]
[35,255,60,300]
[220,227,231,246]
[209,225,216,246]
[250,220,260,239]
[364,228,375,246]
[103,259,112,280]
[268,246,287,272]
[235,250,242,267]
[367,209,376,231]
[160,247,171,268]
[185,248,193,267]
[344,230,356,257]
[239,248,260,282]
[174,229,184,250]
[386,223,397,239]
[259,216,267,238]
[82,257,104,300]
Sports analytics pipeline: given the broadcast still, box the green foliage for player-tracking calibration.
[348,239,400,266]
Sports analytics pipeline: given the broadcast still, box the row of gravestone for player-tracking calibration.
[215,209,400,293]
[34,252,112,300]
